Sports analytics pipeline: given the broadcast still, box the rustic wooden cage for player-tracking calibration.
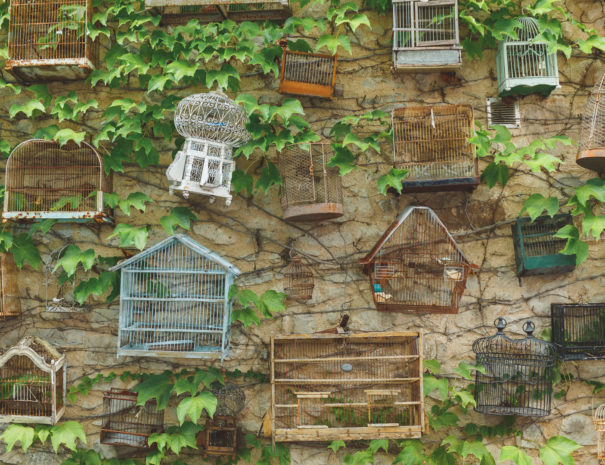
[110,234,241,360]
[551,303,605,361]
[278,141,343,222]
[2,139,110,223]
[473,318,555,417]
[0,337,66,424]
[279,41,337,99]
[511,214,575,277]
[283,257,314,302]
[392,105,478,192]
[360,206,475,314]
[577,72,605,172]
[0,254,21,319]
[392,0,461,71]
[271,331,423,442]
[595,404,605,464]
[5,0,96,81]
[496,17,559,97]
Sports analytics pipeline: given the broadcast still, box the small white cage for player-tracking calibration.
[166,92,250,206]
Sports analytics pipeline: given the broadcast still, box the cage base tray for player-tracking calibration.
[399,177,480,193]
[283,203,344,222]
[577,148,605,172]
[374,301,458,314]
[100,431,150,449]
[5,59,94,82]
[393,49,462,72]
[279,80,334,99]
[475,405,549,417]
[498,81,558,98]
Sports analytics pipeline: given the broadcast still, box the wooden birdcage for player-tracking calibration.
[110,234,241,360]
[5,0,96,82]
[577,72,605,172]
[511,214,575,277]
[279,41,337,99]
[496,17,559,97]
[2,139,110,223]
[551,303,605,361]
[360,206,475,314]
[278,141,344,222]
[473,318,555,417]
[0,254,21,319]
[271,330,423,442]
[595,404,605,464]
[392,105,478,192]
[392,0,461,71]
[0,337,66,424]
[283,257,314,302]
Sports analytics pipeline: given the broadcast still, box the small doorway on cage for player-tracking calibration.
[44,247,89,313]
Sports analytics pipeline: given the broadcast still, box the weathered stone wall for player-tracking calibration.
[1,1,605,464]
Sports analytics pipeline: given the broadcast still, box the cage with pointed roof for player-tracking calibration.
[551,303,605,361]
[577,71,605,172]
[359,206,475,314]
[0,337,66,424]
[110,234,241,360]
[496,17,559,97]
[473,318,555,417]
[0,253,21,319]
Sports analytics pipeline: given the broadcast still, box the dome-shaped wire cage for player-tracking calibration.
[472,318,556,417]
[595,404,605,464]
[278,140,344,222]
[283,257,314,302]
[166,92,251,205]
[578,72,605,172]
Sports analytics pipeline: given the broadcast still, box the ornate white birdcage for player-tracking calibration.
[166,92,250,206]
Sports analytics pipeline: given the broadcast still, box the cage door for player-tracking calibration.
[414,0,458,47]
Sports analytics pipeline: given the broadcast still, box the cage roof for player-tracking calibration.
[110,234,241,276]
[504,17,542,42]
[0,336,64,367]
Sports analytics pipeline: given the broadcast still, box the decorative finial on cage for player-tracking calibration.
[523,321,535,337]
[283,253,314,302]
[494,317,506,333]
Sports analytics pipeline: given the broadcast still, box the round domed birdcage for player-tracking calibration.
[578,72,605,172]
[595,404,605,463]
[283,257,314,302]
[212,382,246,418]
[472,318,556,417]
[166,92,251,205]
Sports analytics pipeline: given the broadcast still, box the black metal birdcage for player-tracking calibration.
[551,303,605,361]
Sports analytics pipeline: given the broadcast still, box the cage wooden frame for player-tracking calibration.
[270,330,424,442]
[392,105,478,192]
[577,71,605,172]
[0,253,21,319]
[279,42,337,99]
[197,415,238,457]
[551,303,605,361]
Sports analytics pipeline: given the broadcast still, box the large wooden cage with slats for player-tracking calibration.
[0,254,21,319]
[270,331,424,442]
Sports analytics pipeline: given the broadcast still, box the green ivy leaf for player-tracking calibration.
[261,289,287,314]
[231,307,260,328]
[73,271,118,304]
[231,169,254,196]
[328,146,357,175]
[256,161,282,193]
[378,168,408,195]
[554,225,589,265]
[108,224,149,250]
[11,233,41,269]
[54,245,96,277]
[9,99,45,118]
[160,207,197,235]
[520,194,559,221]
[481,162,509,188]
[176,391,218,425]
[0,424,35,452]
[539,436,581,465]
[119,192,153,215]
[328,440,346,453]
[54,129,86,146]
[423,374,449,400]
[499,446,532,465]
[424,359,441,374]
[50,421,86,452]
[133,372,173,411]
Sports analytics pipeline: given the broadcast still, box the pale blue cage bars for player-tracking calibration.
[111,234,241,360]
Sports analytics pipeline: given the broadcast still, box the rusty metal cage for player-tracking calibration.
[578,72,605,172]
[278,140,343,222]
[100,388,164,449]
[551,303,605,361]
[360,206,475,314]
[2,139,110,223]
[0,337,66,424]
[283,257,314,302]
[6,0,96,82]
[392,105,478,192]
[279,42,337,99]
[271,331,423,442]
[595,404,605,464]
[0,253,21,319]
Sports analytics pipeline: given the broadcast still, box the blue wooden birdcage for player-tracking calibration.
[110,234,241,360]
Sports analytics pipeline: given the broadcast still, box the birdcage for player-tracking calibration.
[145,0,290,23]
[577,72,605,172]
[496,17,559,97]
[595,404,605,464]
[166,92,250,206]
[283,257,314,302]
[473,318,555,417]
[511,214,575,277]
[392,105,478,192]
[0,337,66,424]
[110,234,241,360]
[278,140,343,222]
[551,303,605,361]
[0,254,21,319]
[5,0,96,82]
[271,330,423,442]
[279,41,337,99]
[360,206,475,314]
[392,0,461,71]
[100,388,164,448]
[2,139,110,223]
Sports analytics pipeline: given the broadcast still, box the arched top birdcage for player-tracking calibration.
[283,257,314,302]
[578,72,605,172]
[595,404,605,431]
[0,253,21,319]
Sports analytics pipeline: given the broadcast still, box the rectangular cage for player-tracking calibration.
[392,105,478,192]
[0,253,21,319]
[145,0,290,23]
[551,304,605,361]
[392,0,461,70]
[197,416,237,457]
[6,0,96,81]
[511,214,575,277]
[279,48,337,99]
[271,331,424,442]
[100,389,164,448]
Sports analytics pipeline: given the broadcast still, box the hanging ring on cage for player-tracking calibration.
[523,321,535,336]
[494,317,507,332]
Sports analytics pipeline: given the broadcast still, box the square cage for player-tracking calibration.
[551,304,605,361]
[197,416,238,457]
[279,43,337,99]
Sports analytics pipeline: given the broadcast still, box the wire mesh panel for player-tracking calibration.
[360,206,475,314]
[578,72,605,172]
[6,0,95,81]
[551,304,605,361]
[392,105,478,192]
[271,331,423,442]
[100,389,164,448]
[511,214,575,277]
[279,42,337,99]
[595,404,605,464]
[111,234,241,360]
[0,254,21,319]
[0,337,66,424]
[496,17,559,97]
[278,141,343,222]
[283,258,314,302]
[145,0,290,23]
[473,318,555,417]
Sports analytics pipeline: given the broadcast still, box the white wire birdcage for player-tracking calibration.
[166,92,250,206]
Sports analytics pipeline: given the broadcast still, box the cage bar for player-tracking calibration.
[279,41,337,99]
[283,258,314,302]
[473,318,555,417]
[551,303,605,361]
[511,214,575,277]
[360,206,475,314]
[271,330,423,442]
[110,234,241,361]
[392,105,478,192]
[278,140,343,222]
[0,254,21,319]
[100,388,164,448]
[577,72,605,172]
[0,337,66,424]
[595,404,605,465]
[496,17,559,97]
